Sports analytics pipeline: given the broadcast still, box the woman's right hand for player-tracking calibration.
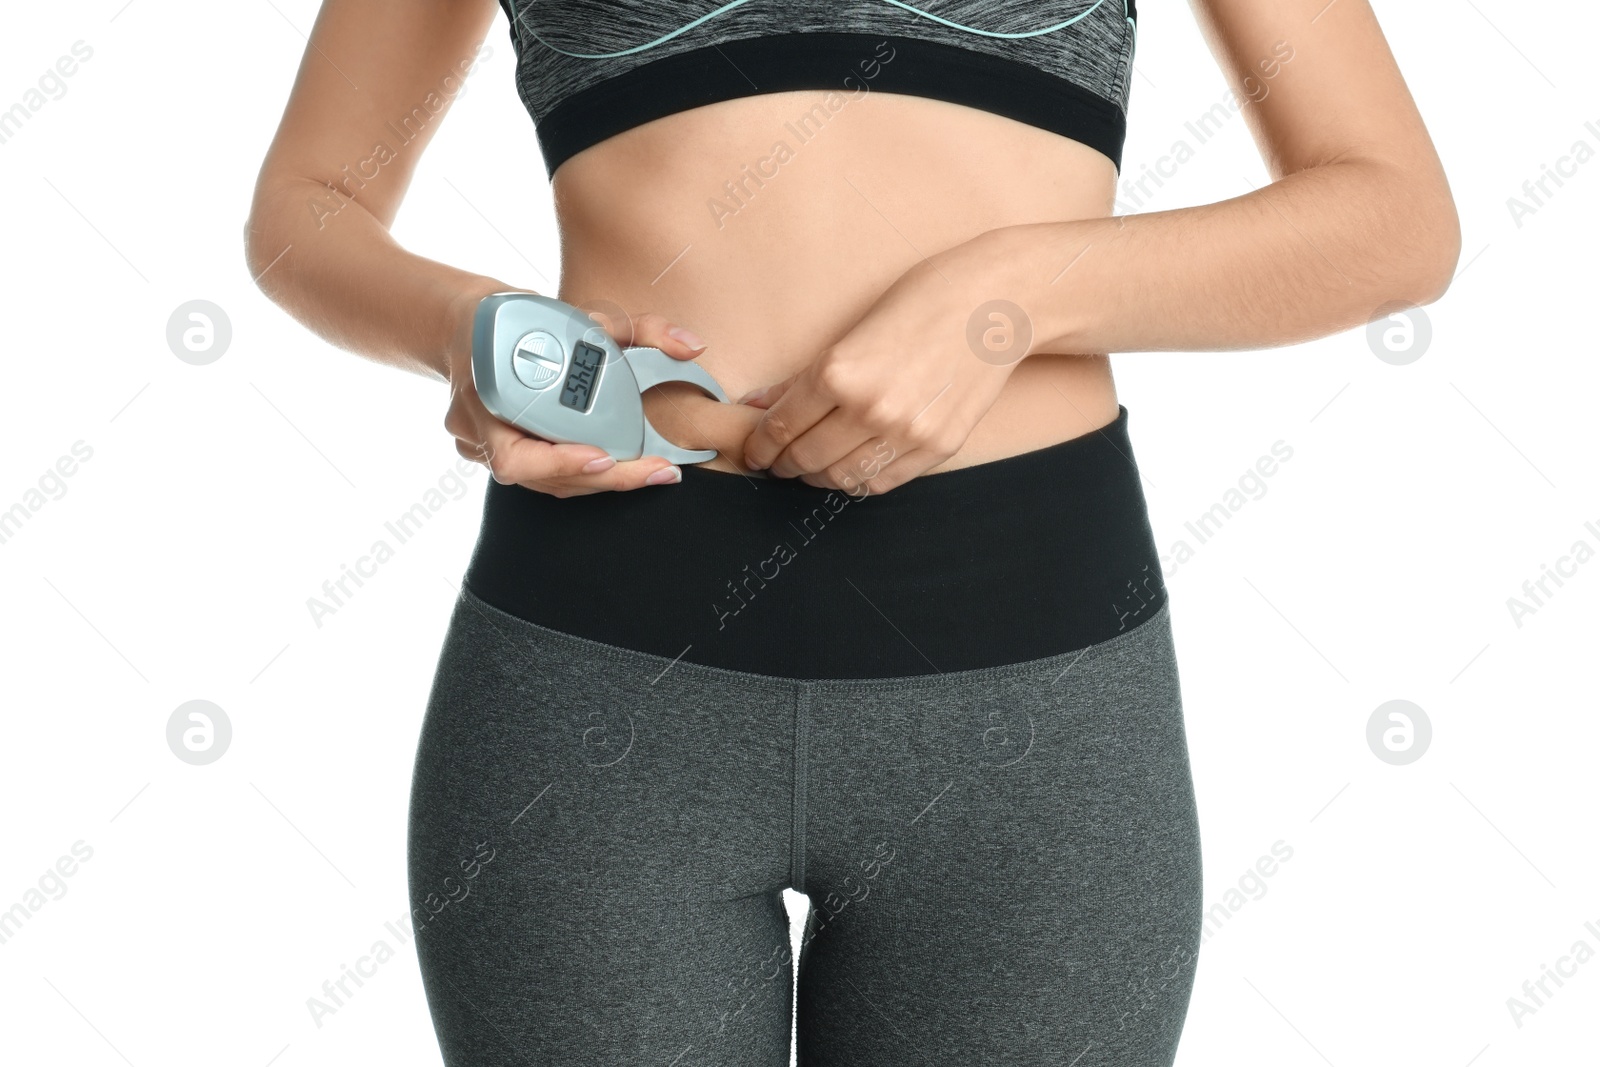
[442,289,710,498]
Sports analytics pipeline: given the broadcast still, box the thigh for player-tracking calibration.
[408,586,800,1066]
[797,606,1203,1067]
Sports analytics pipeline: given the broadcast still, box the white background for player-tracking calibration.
[1,1,1596,1065]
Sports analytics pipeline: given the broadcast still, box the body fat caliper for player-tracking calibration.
[471,292,729,465]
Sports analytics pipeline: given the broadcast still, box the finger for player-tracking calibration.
[478,419,614,484]
[476,418,682,494]
[527,457,684,498]
[735,374,794,408]
[804,444,932,496]
[765,404,881,480]
[802,434,904,493]
[599,308,709,361]
[455,437,490,466]
[741,364,840,471]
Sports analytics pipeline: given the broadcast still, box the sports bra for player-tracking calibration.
[495,1,1138,178]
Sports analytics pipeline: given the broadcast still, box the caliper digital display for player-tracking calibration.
[559,340,606,413]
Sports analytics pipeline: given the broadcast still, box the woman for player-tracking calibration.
[246,1,1457,1063]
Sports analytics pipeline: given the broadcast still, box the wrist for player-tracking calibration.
[443,277,523,386]
[974,220,1105,356]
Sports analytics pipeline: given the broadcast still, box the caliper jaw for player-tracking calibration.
[623,346,728,466]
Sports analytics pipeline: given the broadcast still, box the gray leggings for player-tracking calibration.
[407,585,1202,1066]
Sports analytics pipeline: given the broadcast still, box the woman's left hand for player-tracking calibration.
[737,233,1034,494]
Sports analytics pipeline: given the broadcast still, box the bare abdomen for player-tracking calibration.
[551,88,1122,473]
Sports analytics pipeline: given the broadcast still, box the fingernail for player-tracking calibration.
[582,456,615,473]
[647,465,682,485]
[736,386,768,405]
[667,326,707,352]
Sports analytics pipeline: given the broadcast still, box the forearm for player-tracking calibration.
[243,176,518,382]
[994,156,1461,356]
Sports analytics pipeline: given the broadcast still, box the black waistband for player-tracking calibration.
[462,406,1166,679]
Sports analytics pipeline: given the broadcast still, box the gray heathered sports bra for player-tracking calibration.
[495,0,1138,177]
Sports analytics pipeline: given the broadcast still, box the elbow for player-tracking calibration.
[243,198,291,299]
[242,171,304,295]
[242,202,270,290]
[1403,193,1462,308]
[1379,168,1462,310]
[242,216,262,288]
[1335,153,1462,313]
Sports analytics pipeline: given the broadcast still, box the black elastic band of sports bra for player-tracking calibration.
[461,406,1166,679]
[533,31,1126,178]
